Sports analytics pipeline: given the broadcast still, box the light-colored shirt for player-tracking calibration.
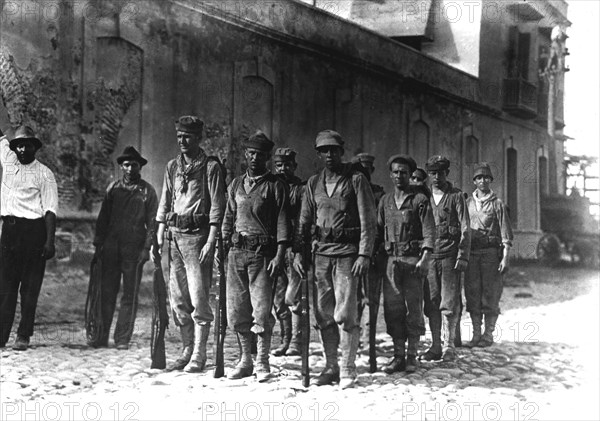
[0,136,58,219]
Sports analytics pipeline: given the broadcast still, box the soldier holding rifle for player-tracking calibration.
[155,116,226,373]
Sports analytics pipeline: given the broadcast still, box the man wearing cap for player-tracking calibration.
[155,116,226,372]
[293,130,376,389]
[422,155,470,362]
[352,153,385,205]
[271,147,306,357]
[377,154,435,373]
[0,126,58,350]
[222,131,290,382]
[92,146,158,349]
[465,163,513,347]
[410,168,431,199]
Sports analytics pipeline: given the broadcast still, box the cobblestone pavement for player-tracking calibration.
[1,265,598,421]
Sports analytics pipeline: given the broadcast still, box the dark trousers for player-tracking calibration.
[100,239,144,345]
[0,217,47,344]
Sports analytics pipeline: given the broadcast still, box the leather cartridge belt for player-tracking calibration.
[315,226,360,243]
[165,212,208,230]
[471,232,502,249]
[231,232,275,251]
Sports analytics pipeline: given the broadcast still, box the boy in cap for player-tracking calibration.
[422,155,470,362]
[293,130,376,389]
[377,154,435,373]
[155,115,226,372]
[222,131,290,381]
[271,147,306,357]
[0,126,58,350]
[93,146,158,349]
[465,163,513,347]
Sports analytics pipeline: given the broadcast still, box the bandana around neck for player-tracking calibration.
[177,150,205,194]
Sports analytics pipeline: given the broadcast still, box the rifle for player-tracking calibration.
[300,250,312,387]
[213,232,227,378]
[368,255,383,373]
[85,253,104,347]
[150,243,169,369]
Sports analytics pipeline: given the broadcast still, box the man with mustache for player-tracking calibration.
[92,146,158,349]
[155,116,226,372]
[0,125,58,351]
[294,130,376,389]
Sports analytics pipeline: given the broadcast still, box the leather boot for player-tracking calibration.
[313,325,340,386]
[228,332,254,379]
[442,315,458,362]
[466,313,482,347]
[184,324,210,373]
[420,311,442,361]
[256,331,273,382]
[271,317,292,356]
[167,324,194,371]
[382,337,406,374]
[340,328,360,389]
[286,313,301,356]
[477,313,498,347]
[406,336,420,372]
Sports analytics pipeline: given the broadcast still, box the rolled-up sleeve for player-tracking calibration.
[353,173,376,257]
[40,165,58,215]
[207,161,226,225]
[156,163,173,223]
[498,200,514,248]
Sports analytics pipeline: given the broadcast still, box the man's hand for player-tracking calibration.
[293,253,305,278]
[199,240,216,265]
[454,258,468,272]
[498,257,509,274]
[415,252,431,276]
[352,255,370,279]
[267,254,283,278]
[42,242,55,260]
[138,249,150,263]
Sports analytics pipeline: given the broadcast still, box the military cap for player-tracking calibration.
[242,130,274,152]
[387,154,417,173]
[117,145,148,167]
[473,162,494,180]
[425,155,450,171]
[354,153,375,164]
[315,130,344,150]
[175,115,204,134]
[10,125,42,151]
[273,147,297,162]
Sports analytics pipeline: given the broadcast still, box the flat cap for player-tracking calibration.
[425,155,450,171]
[273,147,297,162]
[242,130,274,152]
[473,162,494,180]
[353,153,375,164]
[175,115,204,134]
[387,154,417,173]
[315,130,344,150]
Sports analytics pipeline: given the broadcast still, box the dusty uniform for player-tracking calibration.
[156,151,226,334]
[222,173,290,334]
[378,187,435,342]
[424,182,470,350]
[296,163,376,377]
[465,192,513,316]
[94,177,158,346]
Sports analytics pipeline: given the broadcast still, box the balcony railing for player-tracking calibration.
[503,78,538,119]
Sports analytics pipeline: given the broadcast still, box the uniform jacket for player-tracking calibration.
[377,186,435,257]
[430,182,471,261]
[222,172,290,245]
[156,151,226,232]
[296,163,376,257]
[94,178,158,250]
[466,190,513,252]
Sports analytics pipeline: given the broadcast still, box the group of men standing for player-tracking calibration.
[0,118,512,391]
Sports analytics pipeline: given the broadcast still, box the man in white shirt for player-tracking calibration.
[0,125,58,351]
